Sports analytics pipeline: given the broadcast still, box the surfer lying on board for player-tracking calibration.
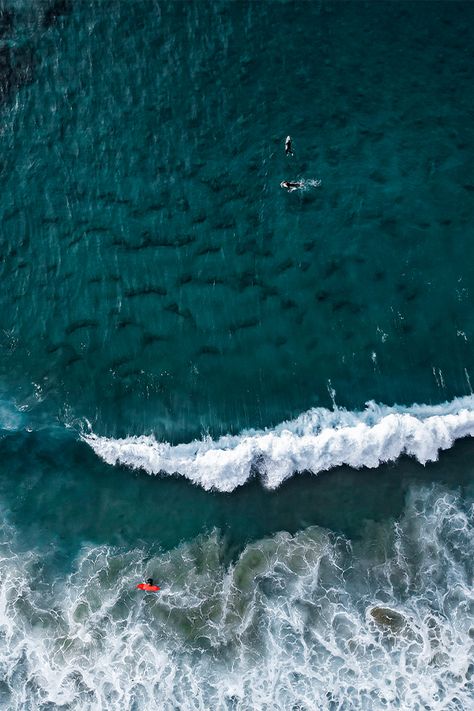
[285,135,293,155]
[136,578,160,592]
[280,180,303,192]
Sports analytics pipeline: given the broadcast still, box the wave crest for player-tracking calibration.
[83,395,474,491]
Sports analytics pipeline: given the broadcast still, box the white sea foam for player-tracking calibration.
[84,395,474,491]
[0,487,472,710]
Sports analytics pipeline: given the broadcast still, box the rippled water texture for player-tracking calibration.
[0,1,473,440]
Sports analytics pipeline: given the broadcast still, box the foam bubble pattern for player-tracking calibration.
[0,487,472,709]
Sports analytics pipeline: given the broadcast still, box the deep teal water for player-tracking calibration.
[1,0,474,439]
[0,1,474,708]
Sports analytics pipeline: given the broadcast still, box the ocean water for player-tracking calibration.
[1,1,474,708]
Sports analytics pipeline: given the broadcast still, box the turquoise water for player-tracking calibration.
[0,1,474,708]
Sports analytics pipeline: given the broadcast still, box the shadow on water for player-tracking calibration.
[0,428,473,566]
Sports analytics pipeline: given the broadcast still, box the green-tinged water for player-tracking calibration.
[0,1,474,709]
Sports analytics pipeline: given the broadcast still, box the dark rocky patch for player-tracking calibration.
[0,9,13,38]
[43,0,70,29]
[370,607,406,633]
[0,44,34,103]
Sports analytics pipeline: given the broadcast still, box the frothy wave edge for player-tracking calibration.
[82,395,474,491]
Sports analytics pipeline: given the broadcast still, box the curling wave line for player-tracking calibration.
[82,395,474,491]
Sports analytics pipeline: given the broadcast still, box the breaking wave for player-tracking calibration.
[83,395,474,491]
[0,486,472,710]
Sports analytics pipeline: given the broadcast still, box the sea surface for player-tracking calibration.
[0,1,474,708]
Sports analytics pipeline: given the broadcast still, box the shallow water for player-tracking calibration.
[1,1,474,708]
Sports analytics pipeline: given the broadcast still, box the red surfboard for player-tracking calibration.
[136,583,160,592]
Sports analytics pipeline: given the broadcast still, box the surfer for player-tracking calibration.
[280,180,303,192]
[136,578,160,591]
[285,135,293,156]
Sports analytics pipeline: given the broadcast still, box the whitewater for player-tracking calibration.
[0,486,472,710]
[84,394,474,491]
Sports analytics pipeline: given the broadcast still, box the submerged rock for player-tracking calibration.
[370,606,406,633]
